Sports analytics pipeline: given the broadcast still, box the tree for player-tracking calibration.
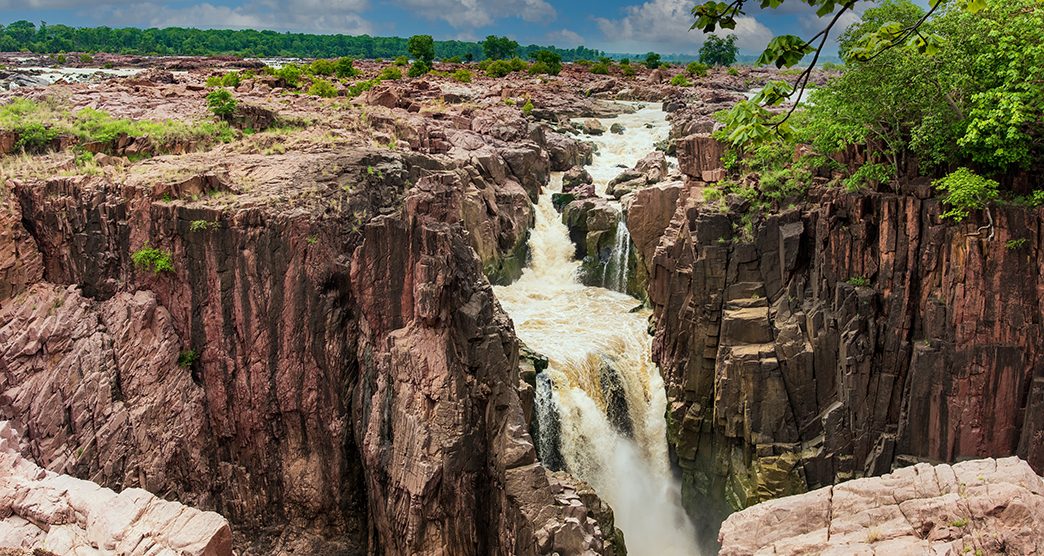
[406,34,434,64]
[691,0,999,144]
[698,34,738,66]
[206,89,237,119]
[530,49,562,75]
[643,52,661,69]
[482,35,518,60]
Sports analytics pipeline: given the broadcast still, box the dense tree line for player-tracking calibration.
[0,21,605,61]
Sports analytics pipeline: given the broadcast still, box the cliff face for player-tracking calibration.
[627,140,1044,532]
[2,125,613,552]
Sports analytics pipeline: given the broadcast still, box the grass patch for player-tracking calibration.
[0,97,235,154]
[131,245,174,274]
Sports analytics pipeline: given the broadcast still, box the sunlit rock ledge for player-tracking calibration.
[718,457,1044,555]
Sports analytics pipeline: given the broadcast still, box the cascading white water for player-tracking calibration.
[493,104,701,556]
[603,219,631,293]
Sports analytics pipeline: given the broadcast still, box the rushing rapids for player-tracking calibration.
[493,105,701,556]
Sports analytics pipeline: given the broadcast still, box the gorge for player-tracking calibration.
[1,5,1043,552]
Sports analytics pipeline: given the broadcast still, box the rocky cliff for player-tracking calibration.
[718,457,1044,555]
[0,63,630,554]
[627,132,1044,541]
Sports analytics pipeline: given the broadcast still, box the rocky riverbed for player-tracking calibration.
[0,55,1041,555]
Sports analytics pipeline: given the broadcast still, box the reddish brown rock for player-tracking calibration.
[0,420,232,556]
[676,134,725,181]
[719,457,1044,556]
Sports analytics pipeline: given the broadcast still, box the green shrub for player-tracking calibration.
[485,58,526,78]
[619,58,630,66]
[189,219,212,232]
[14,122,58,152]
[1006,238,1028,250]
[670,74,692,87]
[335,57,360,78]
[79,53,93,64]
[346,78,380,97]
[847,276,870,287]
[206,89,237,118]
[643,52,661,69]
[590,62,610,75]
[843,162,894,192]
[178,349,198,368]
[531,50,562,75]
[379,66,402,81]
[452,69,472,83]
[727,67,739,76]
[406,35,435,65]
[206,71,241,88]
[273,64,302,88]
[55,53,67,64]
[443,56,462,64]
[522,99,534,115]
[308,58,337,76]
[933,167,999,222]
[132,245,174,274]
[307,78,338,98]
[393,55,409,67]
[407,61,430,78]
[686,61,709,77]
[621,64,636,77]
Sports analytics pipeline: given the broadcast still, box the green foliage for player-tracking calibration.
[485,58,526,78]
[78,52,93,63]
[451,69,472,83]
[406,34,435,64]
[443,56,462,63]
[590,61,610,75]
[345,79,379,98]
[847,276,871,287]
[669,74,692,87]
[699,34,738,66]
[531,49,563,75]
[621,64,637,77]
[308,58,337,76]
[378,66,402,81]
[843,162,895,192]
[933,167,999,222]
[393,55,409,66]
[55,53,67,64]
[522,99,534,116]
[407,60,430,78]
[726,66,739,76]
[757,35,813,68]
[1006,238,1027,250]
[483,35,519,60]
[643,52,661,69]
[335,57,360,78]
[686,61,709,77]
[273,64,302,88]
[307,78,338,98]
[132,245,174,274]
[178,350,198,368]
[206,88,237,118]
[189,219,213,232]
[1,98,234,152]
[206,70,241,88]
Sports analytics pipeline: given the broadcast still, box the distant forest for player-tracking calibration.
[0,20,606,61]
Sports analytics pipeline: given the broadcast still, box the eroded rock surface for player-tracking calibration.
[0,421,232,556]
[719,457,1044,556]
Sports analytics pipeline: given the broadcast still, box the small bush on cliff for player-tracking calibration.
[451,69,472,83]
[590,61,610,75]
[206,71,241,88]
[643,52,661,69]
[522,99,534,116]
[407,60,430,78]
[206,89,237,119]
[933,167,999,222]
[132,245,174,274]
[378,66,402,81]
[307,79,338,98]
[670,74,692,87]
[843,162,894,192]
[335,57,360,78]
[686,61,709,77]
[178,349,198,368]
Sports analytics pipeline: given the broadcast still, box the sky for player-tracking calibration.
[0,0,866,56]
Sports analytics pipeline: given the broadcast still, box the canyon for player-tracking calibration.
[0,53,1041,556]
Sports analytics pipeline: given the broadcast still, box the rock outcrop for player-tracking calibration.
[0,420,232,556]
[628,176,1044,542]
[719,457,1044,555]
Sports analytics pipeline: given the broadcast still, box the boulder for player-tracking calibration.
[582,118,605,136]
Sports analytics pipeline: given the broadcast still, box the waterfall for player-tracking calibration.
[605,219,631,293]
[493,104,701,556]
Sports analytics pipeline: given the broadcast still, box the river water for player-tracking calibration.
[492,104,702,555]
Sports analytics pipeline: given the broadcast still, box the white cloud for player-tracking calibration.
[545,28,583,48]
[391,0,555,29]
[595,0,774,54]
[52,0,373,34]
